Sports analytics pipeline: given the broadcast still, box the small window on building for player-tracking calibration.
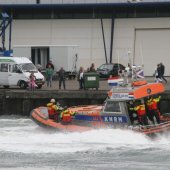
[1,63,8,72]
[104,101,121,113]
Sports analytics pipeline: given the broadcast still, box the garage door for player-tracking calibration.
[134,29,170,76]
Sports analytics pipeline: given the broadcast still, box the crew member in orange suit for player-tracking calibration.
[146,96,161,124]
[134,100,148,125]
[47,98,60,122]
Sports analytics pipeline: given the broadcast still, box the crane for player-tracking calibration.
[0,12,12,56]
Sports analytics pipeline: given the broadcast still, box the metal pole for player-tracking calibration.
[100,18,108,63]
[110,16,114,63]
[2,18,5,50]
[9,17,12,51]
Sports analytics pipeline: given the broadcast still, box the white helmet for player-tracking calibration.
[50,99,55,103]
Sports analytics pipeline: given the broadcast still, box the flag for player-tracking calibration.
[132,65,144,80]
[107,77,124,86]
[136,68,144,79]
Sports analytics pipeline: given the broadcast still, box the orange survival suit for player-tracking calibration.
[146,96,161,124]
[47,102,59,121]
[60,109,75,123]
[134,103,148,125]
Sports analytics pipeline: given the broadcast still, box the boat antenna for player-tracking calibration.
[118,50,120,69]
[140,43,145,80]
[140,44,144,68]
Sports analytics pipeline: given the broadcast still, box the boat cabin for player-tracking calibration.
[101,98,131,126]
[100,82,165,126]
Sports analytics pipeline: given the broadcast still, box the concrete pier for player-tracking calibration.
[0,90,107,116]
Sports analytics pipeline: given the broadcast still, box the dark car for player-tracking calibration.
[96,63,126,78]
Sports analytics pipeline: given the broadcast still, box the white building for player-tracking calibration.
[0,0,170,75]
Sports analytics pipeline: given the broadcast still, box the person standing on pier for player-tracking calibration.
[160,62,167,84]
[78,66,85,90]
[89,63,96,72]
[29,72,37,91]
[58,67,66,90]
[154,64,162,83]
[46,60,54,70]
[46,65,54,87]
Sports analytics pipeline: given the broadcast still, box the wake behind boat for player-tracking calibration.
[30,80,170,136]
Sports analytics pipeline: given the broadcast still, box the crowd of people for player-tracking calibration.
[28,59,98,91]
[29,60,167,91]
[38,60,96,90]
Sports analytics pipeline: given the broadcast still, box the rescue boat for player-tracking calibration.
[30,80,170,136]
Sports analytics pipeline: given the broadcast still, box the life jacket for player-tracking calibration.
[61,109,72,122]
[134,104,146,116]
[150,97,160,110]
[150,100,158,110]
[47,103,56,116]
[146,100,153,110]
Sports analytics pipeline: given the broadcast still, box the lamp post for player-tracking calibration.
[127,51,132,66]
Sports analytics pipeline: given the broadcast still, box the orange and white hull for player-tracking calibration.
[30,106,170,136]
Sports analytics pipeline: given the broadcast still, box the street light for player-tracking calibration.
[127,51,132,66]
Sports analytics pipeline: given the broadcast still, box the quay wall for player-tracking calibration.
[0,90,170,116]
[0,90,106,116]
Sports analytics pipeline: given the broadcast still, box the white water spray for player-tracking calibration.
[0,118,170,154]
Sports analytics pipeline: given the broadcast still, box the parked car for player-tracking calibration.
[96,63,126,78]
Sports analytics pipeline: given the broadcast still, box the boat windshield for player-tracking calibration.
[20,63,38,73]
[104,101,121,113]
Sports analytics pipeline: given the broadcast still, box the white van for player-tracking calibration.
[0,57,45,89]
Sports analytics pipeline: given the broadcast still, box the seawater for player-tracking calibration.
[0,116,170,170]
